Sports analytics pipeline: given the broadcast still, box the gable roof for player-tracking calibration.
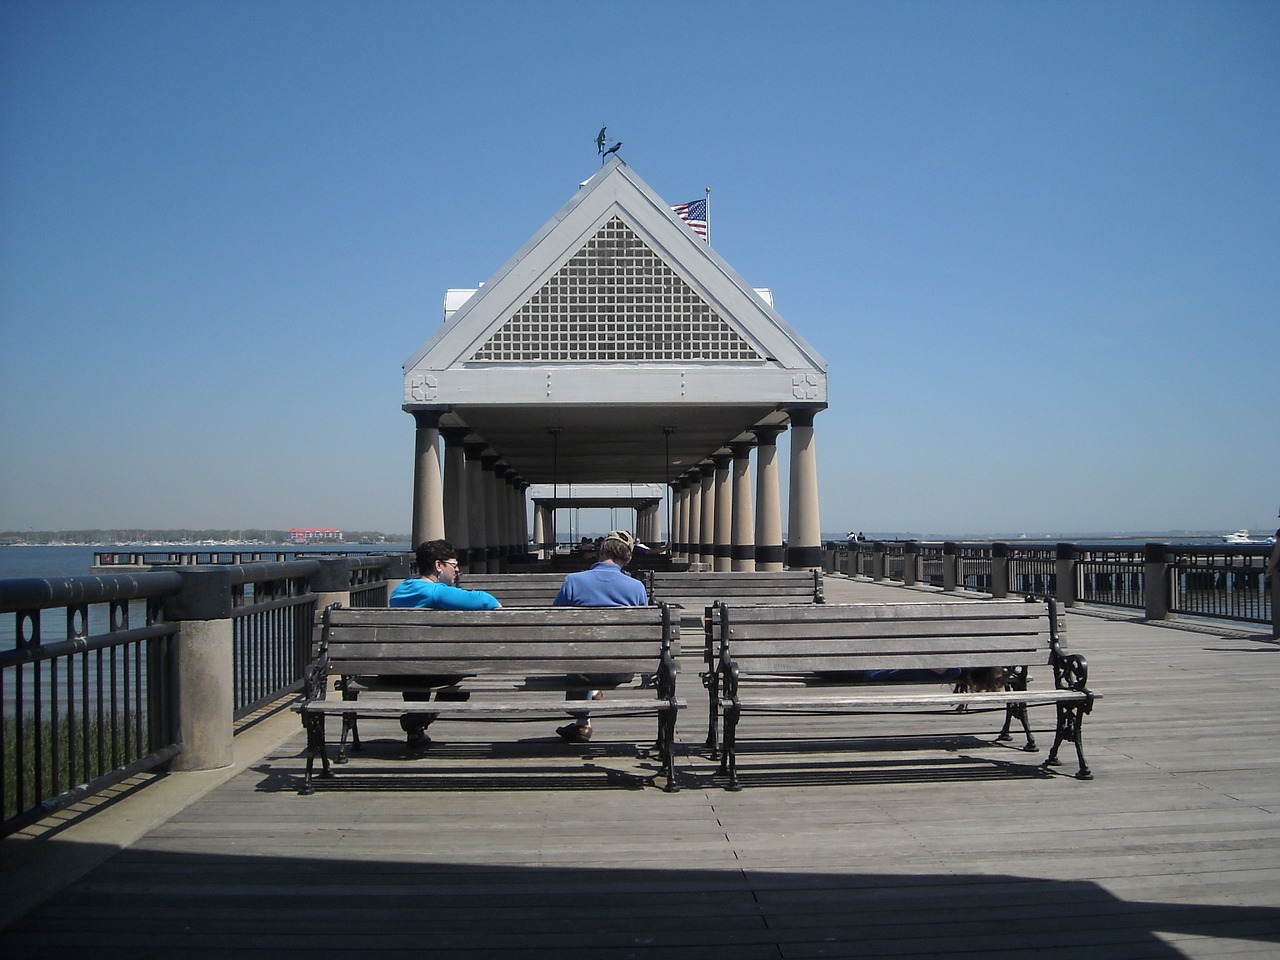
[402,158,828,486]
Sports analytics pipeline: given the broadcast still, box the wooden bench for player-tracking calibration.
[648,569,823,612]
[648,569,825,742]
[294,604,684,793]
[452,572,570,607]
[705,598,1098,790]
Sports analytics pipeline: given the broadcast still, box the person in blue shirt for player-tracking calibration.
[551,529,649,742]
[387,539,500,746]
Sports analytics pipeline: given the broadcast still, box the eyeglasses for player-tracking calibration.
[441,559,459,568]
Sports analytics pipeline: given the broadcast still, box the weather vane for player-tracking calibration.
[596,125,621,164]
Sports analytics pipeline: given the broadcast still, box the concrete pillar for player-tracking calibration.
[699,463,716,572]
[785,407,824,569]
[871,542,887,581]
[903,540,920,586]
[685,469,703,567]
[676,477,692,560]
[382,553,413,598]
[943,542,959,592]
[440,427,471,570]
[730,441,756,572]
[1144,542,1169,620]
[480,454,501,573]
[1056,542,1078,608]
[533,503,548,559]
[163,568,236,772]
[410,410,445,548]
[991,542,1010,598]
[463,440,488,570]
[712,453,733,572]
[752,425,785,572]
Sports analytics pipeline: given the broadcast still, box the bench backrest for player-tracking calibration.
[323,604,679,677]
[710,600,1052,674]
[650,569,822,608]
[452,572,568,607]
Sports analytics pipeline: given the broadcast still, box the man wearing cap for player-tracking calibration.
[551,529,649,742]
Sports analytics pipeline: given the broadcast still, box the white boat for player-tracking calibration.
[1223,529,1259,544]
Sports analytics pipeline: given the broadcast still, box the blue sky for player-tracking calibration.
[2,0,1276,539]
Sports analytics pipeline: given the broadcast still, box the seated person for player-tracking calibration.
[550,530,649,743]
[386,539,500,746]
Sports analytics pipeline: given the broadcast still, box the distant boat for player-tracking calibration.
[1223,529,1260,544]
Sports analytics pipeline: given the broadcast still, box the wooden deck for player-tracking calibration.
[3,577,1279,958]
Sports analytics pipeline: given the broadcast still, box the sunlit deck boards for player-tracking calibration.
[2,577,1278,958]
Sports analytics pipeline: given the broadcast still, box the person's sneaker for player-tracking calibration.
[556,723,593,743]
[405,727,431,747]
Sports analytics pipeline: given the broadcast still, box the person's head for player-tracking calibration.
[414,539,459,584]
[598,530,639,567]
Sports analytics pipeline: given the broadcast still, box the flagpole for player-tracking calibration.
[704,186,712,247]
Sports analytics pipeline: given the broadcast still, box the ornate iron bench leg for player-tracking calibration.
[336,711,358,764]
[722,704,741,791]
[300,712,334,795]
[661,707,680,792]
[702,669,720,757]
[998,701,1036,751]
[1043,700,1093,780]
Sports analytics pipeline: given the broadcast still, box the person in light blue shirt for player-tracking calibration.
[387,539,499,746]
[552,530,649,742]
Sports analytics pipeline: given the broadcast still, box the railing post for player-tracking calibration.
[1144,542,1170,620]
[313,556,353,616]
[871,541,887,581]
[384,553,412,600]
[991,541,1009,598]
[903,540,920,586]
[1271,569,1279,640]
[163,568,236,772]
[1055,543,1078,608]
[942,542,958,592]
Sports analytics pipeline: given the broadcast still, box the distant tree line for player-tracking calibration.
[0,529,411,544]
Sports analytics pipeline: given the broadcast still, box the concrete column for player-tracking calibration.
[1056,542,1078,608]
[1144,542,1169,620]
[532,503,548,559]
[991,542,1009,598]
[943,542,959,592]
[463,441,488,570]
[730,441,756,572]
[752,425,785,572]
[440,427,471,570]
[903,540,920,586]
[382,554,412,598]
[676,477,691,560]
[785,407,824,569]
[516,481,531,559]
[699,463,716,572]
[711,453,733,572]
[685,470,703,567]
[871,542,887,581]
[410,409,446,548]
[480,454,501,573]
[163,568,236,772]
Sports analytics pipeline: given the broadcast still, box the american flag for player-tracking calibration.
[671,199,708,240]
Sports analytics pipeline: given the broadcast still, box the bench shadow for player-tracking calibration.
[4,844,1277,957]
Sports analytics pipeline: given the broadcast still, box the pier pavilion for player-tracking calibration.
[402,158,828,570]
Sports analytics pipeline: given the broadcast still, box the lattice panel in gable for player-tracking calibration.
[470,217,763,362]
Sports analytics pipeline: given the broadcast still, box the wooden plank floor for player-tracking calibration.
[3,577,1279,958]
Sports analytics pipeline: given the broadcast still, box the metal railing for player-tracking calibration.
[228,563,318,720]
[1169,545,1271,624]
[832,539,1277,635]
[1,572,184,835]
